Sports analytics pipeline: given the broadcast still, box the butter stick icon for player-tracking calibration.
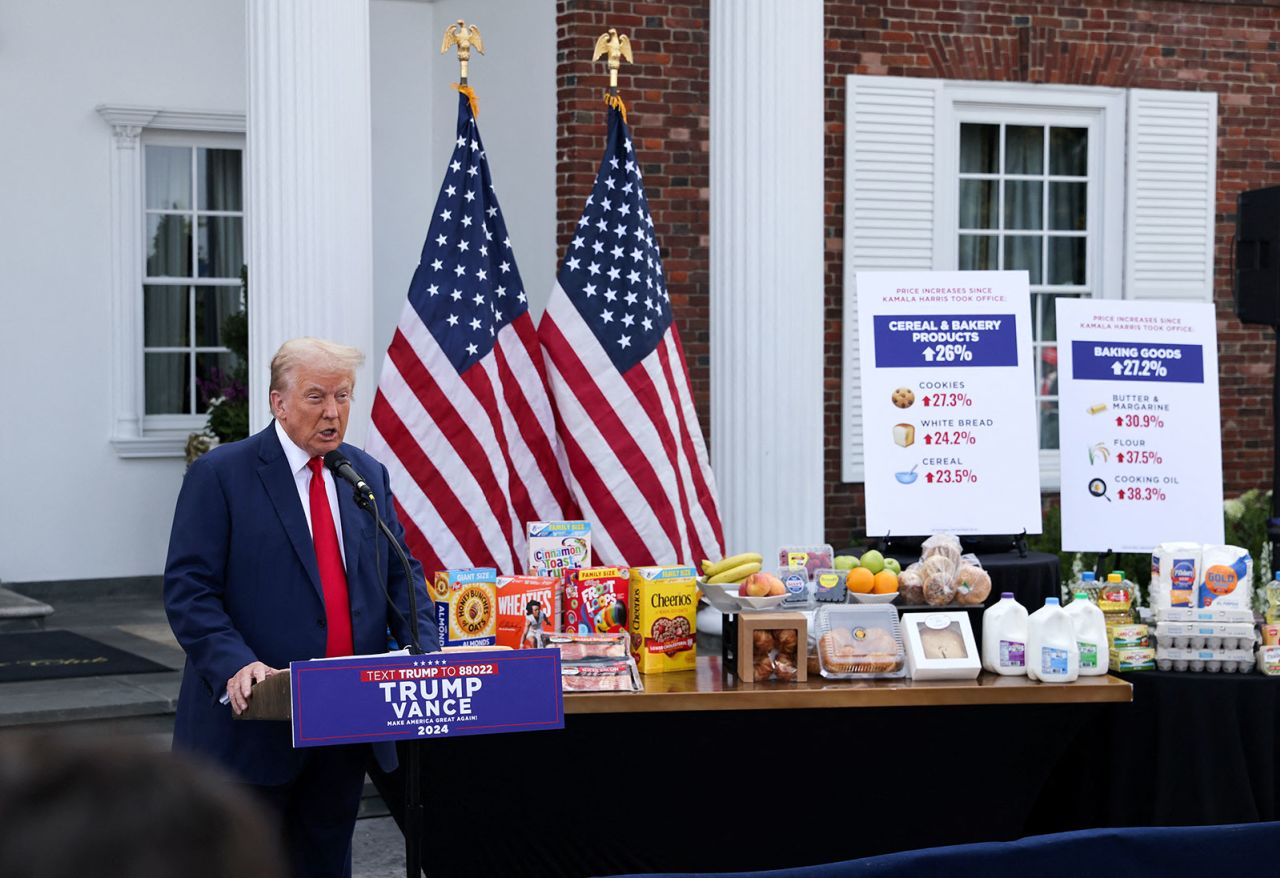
[1087,403,1107,415]
[893,423,915,448]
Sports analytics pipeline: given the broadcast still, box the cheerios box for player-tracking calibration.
[432,568,498,648]
[563,566,629,636]
[628,565,698,674]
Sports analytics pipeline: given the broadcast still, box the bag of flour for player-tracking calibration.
[1150,542,1202,609]
[1199,545,1253,609]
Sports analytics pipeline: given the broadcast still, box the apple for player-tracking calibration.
[834,555,859,571]
[884,557,902,575]
[860,550,885,575]
[738,581,751,597]
[743,573,773,597]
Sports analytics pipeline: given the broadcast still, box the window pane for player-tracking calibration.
[196,352,238,413]
[1050,182,1087,231]
[1039,295,1059,342]
[1004,181,1043,230]
[1049,237,1086,286]
[145,146,191,210]
[1004,235,1043,284]
[958,179,997,229]
[1005,126,1044,175]
[958,235,998,270]
[198,216,243,278]
[146,214,192,277]
[145,352,190,414]
[199,149,243,211]
[195,287,242,347]
[143,285,189,347]
[1039,395,1059,450]
[1050,127,1088,177]
[960,124,998,174]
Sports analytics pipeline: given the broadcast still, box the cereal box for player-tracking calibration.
[527,521,591,576]
[628,565,698,674]
[562,567,629,635]
[494,575,560,649]
[431,568,498,648]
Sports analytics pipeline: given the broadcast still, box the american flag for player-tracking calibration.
[367,93,574,575]
[538,104,725,566]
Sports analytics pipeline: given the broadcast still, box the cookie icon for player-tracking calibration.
[892,387,915,409]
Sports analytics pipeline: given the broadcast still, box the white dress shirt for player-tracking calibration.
[274,419,347,568]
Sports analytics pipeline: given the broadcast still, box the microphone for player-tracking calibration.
[322,450,376,507]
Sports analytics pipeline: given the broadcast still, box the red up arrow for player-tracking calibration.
[922,397,931,407]
[924,434,933,445]
[1115,452,1124,463]
[925,472,934,483]
[1115,416,1123,426]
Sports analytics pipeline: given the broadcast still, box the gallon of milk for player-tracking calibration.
[1026,597,1079,683]
[1063,590,1109,676]
[981,592,1028,675]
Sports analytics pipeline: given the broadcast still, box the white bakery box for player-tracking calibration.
[901,611,981,680]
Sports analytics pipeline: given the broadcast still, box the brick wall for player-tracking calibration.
[555,0,711,428]
[555,0,1280,546]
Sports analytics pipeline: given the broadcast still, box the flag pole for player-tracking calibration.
[593,27,632,116]
[441,18,484,87]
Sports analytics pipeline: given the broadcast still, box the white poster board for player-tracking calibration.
[856,270,1042,536]
[1056,299,1224,553]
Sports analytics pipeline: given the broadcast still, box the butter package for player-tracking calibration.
[628,566,699,674]
[1198,545,1253,609]
[495,574,560,649]
[1109,646,1155,672]
[431,568,498,647]
[1107,624,1150,650]
[1257,645,1280,676]
[527,521,591,576]
[563,566,629,635]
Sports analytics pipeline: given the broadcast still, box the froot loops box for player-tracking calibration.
[628,565,698,674]
[527,521,591,576]
[563,567,629,635]
[431,568,498,647]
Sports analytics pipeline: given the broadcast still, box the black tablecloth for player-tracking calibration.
[1031,670,1280,832]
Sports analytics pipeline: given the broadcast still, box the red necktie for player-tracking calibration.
[307,457,354,657]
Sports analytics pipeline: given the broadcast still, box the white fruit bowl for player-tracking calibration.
[849,591,899,604]
[699,581,788,613]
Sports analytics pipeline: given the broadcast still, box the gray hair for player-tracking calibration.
[269,337,365,394]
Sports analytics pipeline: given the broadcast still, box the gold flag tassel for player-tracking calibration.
[593,28,633,121]
[455,84,480,118]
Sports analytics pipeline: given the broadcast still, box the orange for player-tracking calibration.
[847,567,875,594]
[872,570,899,595]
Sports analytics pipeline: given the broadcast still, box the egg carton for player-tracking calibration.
[1154,646,1256,674]
[1153,622,1257,651]
[1156,607,1254,624]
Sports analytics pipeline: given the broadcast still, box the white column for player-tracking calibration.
[246,0,376,438]
[710,1,826,554]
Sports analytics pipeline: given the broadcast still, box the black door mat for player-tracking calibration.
[0,630,172,683]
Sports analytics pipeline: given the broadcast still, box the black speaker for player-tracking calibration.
[1235,185,1280,326]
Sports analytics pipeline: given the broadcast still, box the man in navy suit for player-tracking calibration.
[164,337,437,878]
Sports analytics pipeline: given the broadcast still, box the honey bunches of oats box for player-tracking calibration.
[432,568,498,648]
[628,566,699,674]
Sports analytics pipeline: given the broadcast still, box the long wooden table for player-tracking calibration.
[564,655,1132,713]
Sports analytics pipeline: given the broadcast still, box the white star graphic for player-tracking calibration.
[624,291,638,305]
[428,284,440,296]
[587,262,601,276]
[439,209,452,222]
[431,259,443,271]
[642,317,653,331]
[572,236,585,250]
[461,216,473,228]
[495,285,507,297]
[614,223,627,237]
[476,268,487,281]
[457,240,469,252]
[583,283,597,297]
[631,248,644,261]
[601,309,614,324]
[499,260,510,273]
[612,245,625,259]
[601,197,613,212]
[607,266,621,281]
[517,291,526,303]
[487,206,497,218]
[592,240,604,254]
[446,185,457,197]
[467,165,479,177]
[479,244,488,257]
[604,288,618,302]
[578,215,589,228]
[622,182,633,194]
[622,313,635,327]
[435,234,448,247]
[466,343,478,355]
[451,289,463,301]
[470,139,479,150]
[450,160,461,173]
[627,269,641,284]
[618,335,631,349]
[566,257,581,271]
[605,176,615,190]
[456,135,467,148]
[609,156,619,169]
[469,317,481,331]
[618,203,631,217]
[596,219,609,233]
[473,292,485,306]
[503,236,511,249]
[464,190,476,203]
[447,314,459,326]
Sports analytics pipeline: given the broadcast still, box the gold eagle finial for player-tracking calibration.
[441,19,484,84]
[592,28,633,94]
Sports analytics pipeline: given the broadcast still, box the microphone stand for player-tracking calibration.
[349,488,427,878]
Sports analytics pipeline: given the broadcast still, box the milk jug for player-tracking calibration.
[1026,597,1079,682]
[1063,591,1109,676]
[981,592,1028,675]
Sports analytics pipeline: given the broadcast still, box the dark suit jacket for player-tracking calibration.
[163,423,438,785]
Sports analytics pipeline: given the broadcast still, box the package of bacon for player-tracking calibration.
[560,660,641,691]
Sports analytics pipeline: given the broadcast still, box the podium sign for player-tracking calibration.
[290,648,564,748]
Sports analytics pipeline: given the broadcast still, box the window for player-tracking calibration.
[955,120,1092,451]
[841,78,1215,488]
[142,142,244,422]
[97,105,245,458]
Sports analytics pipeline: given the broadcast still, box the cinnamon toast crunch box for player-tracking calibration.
[628,565,698,674]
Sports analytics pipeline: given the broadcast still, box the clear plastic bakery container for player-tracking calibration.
[813,605,906,679]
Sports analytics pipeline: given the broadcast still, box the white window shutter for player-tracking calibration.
[1124,89,1218,300]
[842,76,941,482]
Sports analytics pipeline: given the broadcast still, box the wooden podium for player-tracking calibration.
[233,672,292,721]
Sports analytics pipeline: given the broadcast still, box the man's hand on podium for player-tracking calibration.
[227,662,280,715]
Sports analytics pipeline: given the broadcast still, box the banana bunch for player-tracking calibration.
[700,552,763,585]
